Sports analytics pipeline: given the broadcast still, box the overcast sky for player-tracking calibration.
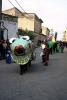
[2,0,67,40]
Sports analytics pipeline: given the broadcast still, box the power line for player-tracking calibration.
[8,0,32,19]
[14,0,32,18]
[8,0,24,15]
[14,0,26,13]
[8,0,17,9]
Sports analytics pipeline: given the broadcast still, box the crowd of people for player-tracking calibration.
[40,40,65,66]
[0,38,65,66]
[0,39,10,61]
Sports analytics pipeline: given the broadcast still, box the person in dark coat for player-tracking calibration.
[42,42,49,66]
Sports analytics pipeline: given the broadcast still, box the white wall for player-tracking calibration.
[2,20,18,40]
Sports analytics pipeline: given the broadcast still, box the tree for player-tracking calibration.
[27,31,35,40]
[17,29,35,40]
[17,29,25,36]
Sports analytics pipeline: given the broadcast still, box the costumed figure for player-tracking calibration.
[10,36,34,75]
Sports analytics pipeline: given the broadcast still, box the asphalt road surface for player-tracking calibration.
[0,47,67,100]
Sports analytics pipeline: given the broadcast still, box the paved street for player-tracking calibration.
[0,47,67,100]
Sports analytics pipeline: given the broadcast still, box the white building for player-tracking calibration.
[0,13,18,40]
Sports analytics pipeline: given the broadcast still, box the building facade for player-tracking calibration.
[42,26,50,36]
[0,13,18,40]
[63,30,67,42]
[3,7,43,34]
[3,7,43,46]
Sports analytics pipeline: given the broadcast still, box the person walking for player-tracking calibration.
[43,43,49,66]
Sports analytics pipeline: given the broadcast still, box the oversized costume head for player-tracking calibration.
[10,36,32,65]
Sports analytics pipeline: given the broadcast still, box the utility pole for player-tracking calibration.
[0,0,2,40]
